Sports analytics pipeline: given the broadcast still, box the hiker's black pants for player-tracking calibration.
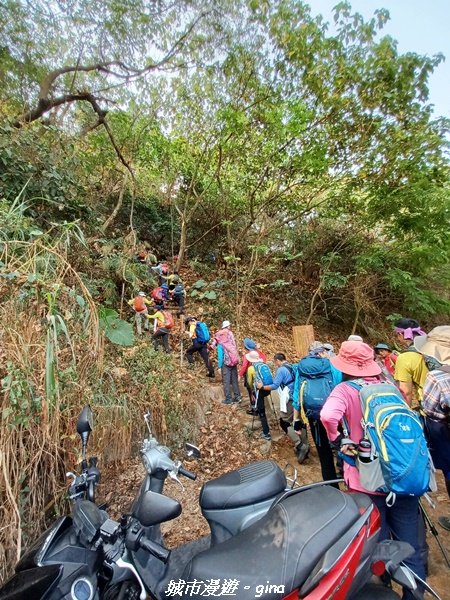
[309,417,338,485]
[153,328,171,353]
[172,293,185,312]
[256,389,270,436]
[186,342,213,375]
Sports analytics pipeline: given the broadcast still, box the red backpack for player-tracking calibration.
[134,296,146,312]
[162,310,174,330]
[151,287,165,302]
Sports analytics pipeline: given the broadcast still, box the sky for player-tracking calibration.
[307,0,450,118]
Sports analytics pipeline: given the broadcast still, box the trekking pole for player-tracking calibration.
[180,315,184,368]
[419,500,450,570]
[269,392,279,428]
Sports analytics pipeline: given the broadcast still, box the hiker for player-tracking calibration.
[151,286,166,307]
[169,276,185,315]
[246,350,272,441]
[127,291,152,335]
[256,353,309,459]
[184,317,214,378]
[323,343,335,357]
[394,317,429,406]
[320,341,427,599]
[292,344,342,477]
[415,326,450,532]
[151,261,170,284]
[210,320,241,405]
[239,338,266,414]
[373,343,398,377]
[146,307,173,353]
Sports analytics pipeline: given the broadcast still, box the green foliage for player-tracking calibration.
[98,307,134,346]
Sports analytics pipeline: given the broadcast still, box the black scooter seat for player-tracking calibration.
[199,460,286,510]
[183,486,363,600]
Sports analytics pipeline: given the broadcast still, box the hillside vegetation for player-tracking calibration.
[1,0,450,579]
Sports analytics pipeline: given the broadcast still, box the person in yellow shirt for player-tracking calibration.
[127,292,152,335]
[394,318,428,406]
[146,309,172,353]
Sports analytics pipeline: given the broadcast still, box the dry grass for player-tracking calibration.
[0,240,199,580]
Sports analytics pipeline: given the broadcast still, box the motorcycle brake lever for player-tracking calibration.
[66,471,77,483]
[115,557,146,600]
[168,469,184,491]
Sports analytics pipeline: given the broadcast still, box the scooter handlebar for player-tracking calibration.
[140,537,171,563]
[178,466,197,481]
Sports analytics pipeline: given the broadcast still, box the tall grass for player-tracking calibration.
[0,239,197,580]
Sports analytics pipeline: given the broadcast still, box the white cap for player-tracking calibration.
[222,320,231,328]
[138,291,146,297]
[347,334,363,342]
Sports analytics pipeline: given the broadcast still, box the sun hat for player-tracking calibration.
[347,334,363,342]
[244,337,257,350]
[138,291,146,296]
[373,343,391,352]
[331,341,381,377]
[245,350,262,363]
[222,320,231,329]
[414,326,450,366]
[323,343,335,356]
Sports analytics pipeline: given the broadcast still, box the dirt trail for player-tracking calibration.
[103,378,450,599]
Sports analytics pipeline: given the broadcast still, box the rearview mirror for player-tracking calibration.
[77,406,93,453]
[77,406,93,435]
[185,443,201,460]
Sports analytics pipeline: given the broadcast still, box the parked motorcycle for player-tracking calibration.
[0,407,441,600]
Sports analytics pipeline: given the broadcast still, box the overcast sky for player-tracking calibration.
[307,0,450,118]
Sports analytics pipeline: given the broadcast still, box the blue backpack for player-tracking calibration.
[347,380,431,500]
[195,321,210,344]
[253,362,273,387]
[293,356,334,420]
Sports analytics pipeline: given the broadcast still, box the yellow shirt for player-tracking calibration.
[394,351,428,400]
[246,365,257,388]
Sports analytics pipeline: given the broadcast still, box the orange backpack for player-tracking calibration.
[162,310,174,329]
[134,296,146,312]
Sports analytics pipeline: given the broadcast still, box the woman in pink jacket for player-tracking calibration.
[320,341,426,600]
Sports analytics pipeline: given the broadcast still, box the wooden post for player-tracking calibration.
[292,325,315,359]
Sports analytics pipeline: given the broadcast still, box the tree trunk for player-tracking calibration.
[176,215,188,271]
[101,172,128,234]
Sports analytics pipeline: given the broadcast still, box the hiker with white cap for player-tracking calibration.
[127,291,151,335]
[415,326,450,532]
[321,340,427,599]
[246,350,272,441]
[210,320,241,405]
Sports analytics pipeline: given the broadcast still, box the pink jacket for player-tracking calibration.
[320,377,381,493]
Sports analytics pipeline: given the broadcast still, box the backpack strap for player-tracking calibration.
[438,365,450,374]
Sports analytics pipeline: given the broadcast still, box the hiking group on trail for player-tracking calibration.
[127,261,450,598]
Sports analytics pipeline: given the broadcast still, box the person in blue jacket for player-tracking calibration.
[292,343,342,484]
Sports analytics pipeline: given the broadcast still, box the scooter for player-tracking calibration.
[0,408,441,600]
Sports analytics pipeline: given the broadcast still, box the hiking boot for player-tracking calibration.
[206,372,215,378]
[222,399,233,405]
[259,432,271,441]
[232,397,242,404]
[246,408,258,415]
[295,442,309,464]
[438,516,450,531]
